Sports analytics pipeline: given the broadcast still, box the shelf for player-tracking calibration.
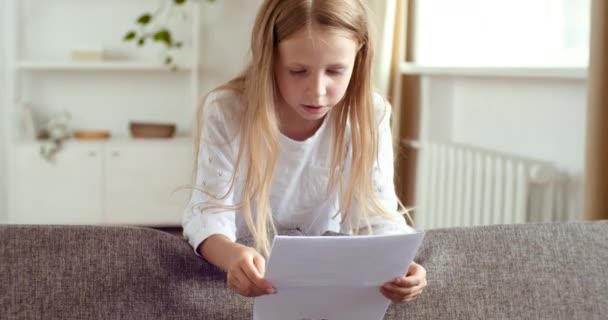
[15,136,194,147]
[400,62,587,80]
[17,61,194,72]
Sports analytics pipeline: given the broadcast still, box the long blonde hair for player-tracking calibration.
[194,0,406,256]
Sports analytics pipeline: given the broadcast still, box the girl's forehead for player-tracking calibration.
[277,25,358,65]
[282,24,355,46]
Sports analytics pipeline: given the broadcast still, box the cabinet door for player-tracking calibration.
[104,141,193,226]
[12,143,104,224]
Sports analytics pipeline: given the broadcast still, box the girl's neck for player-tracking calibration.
[280,118,325,141]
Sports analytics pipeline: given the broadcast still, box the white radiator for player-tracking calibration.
[408,140,575,230]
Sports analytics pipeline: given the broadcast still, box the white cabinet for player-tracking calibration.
[104,140,192,226]
[13,142,104,225]
[4,1,202,225]
[10,138,193,226]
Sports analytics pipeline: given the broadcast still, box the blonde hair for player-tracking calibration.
[194,0,408,256]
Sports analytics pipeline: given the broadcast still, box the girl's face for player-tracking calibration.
[275,24,358,125]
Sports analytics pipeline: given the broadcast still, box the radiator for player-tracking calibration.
[408,140,575,230]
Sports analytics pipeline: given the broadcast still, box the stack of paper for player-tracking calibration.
[253,232,425,320]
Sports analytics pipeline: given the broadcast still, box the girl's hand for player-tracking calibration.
[226,246,277,297]
[380,262,427,303]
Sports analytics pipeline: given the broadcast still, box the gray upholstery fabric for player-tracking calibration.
[1,221,606,319]
[385,221,608,319]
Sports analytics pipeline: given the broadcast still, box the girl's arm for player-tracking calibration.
[200,235,276,297]
[182,91,276,298]
[182,91,239,256]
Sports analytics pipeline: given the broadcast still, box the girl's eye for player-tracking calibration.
[289,70,306,75]
[327,69,344,76]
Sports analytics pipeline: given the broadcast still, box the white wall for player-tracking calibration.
[451,77,587,173]
[419,75,587,217]
[420,76,587,172]
[198,0,262,95]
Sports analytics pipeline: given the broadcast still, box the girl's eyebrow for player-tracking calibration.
[327,63,347,69]
[287,63,348,69]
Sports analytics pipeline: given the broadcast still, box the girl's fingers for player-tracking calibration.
[240,264,271,295]
[381,263,427,302]
[407,262,425,276]
[390,268,427,289]
[403,290,424,302]
[383,282,422,296]
[252,255,266,276]
[399,263,427,287]
[242,256,275,292]
[251,255,277,294]
[394,275,423,287]
[228,271,249,294]
[380,285,424,303]
[227,273,238,291]
[380,287,403,302]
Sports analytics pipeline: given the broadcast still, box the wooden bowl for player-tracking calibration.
[129,122,176,138]
[73,129,111,140]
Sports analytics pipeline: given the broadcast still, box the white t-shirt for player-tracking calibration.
[182,90,412,254]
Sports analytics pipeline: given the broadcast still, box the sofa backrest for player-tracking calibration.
[1,221,607,319]
[387,221,608,319]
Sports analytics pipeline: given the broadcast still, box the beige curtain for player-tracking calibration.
[369,0,396,97]
[583,0,608,220]
[386,0,420,211]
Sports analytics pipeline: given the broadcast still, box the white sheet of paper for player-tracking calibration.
[253,231,425,320]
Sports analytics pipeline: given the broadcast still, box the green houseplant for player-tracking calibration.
[123,0,216,69]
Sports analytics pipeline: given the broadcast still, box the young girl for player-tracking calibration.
[182,0,427,303]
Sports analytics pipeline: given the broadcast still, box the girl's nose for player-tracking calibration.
[309,74,327,98]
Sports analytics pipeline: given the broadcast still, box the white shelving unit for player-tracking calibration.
[4,0,201,226]
[17,61,195,71]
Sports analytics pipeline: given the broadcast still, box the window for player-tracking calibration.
[414,0,591,67]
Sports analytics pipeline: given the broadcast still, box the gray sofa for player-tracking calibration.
[1,221,607,319]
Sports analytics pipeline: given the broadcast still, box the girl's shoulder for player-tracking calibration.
[201,89,246,125]
[200,89,245,139]
[203,89,246,116]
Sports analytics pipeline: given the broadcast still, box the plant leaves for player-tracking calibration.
[165,56,173,65]
[153,29,173,47]
[174,0,187,4]
[123,31,137,41]
[137,13,152,25]
[138,37,146,46]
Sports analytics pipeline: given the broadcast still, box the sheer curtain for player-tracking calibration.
[368,0,397,97]
[369,0,420,210]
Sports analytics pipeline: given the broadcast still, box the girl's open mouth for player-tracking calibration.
[302,104,325,113]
